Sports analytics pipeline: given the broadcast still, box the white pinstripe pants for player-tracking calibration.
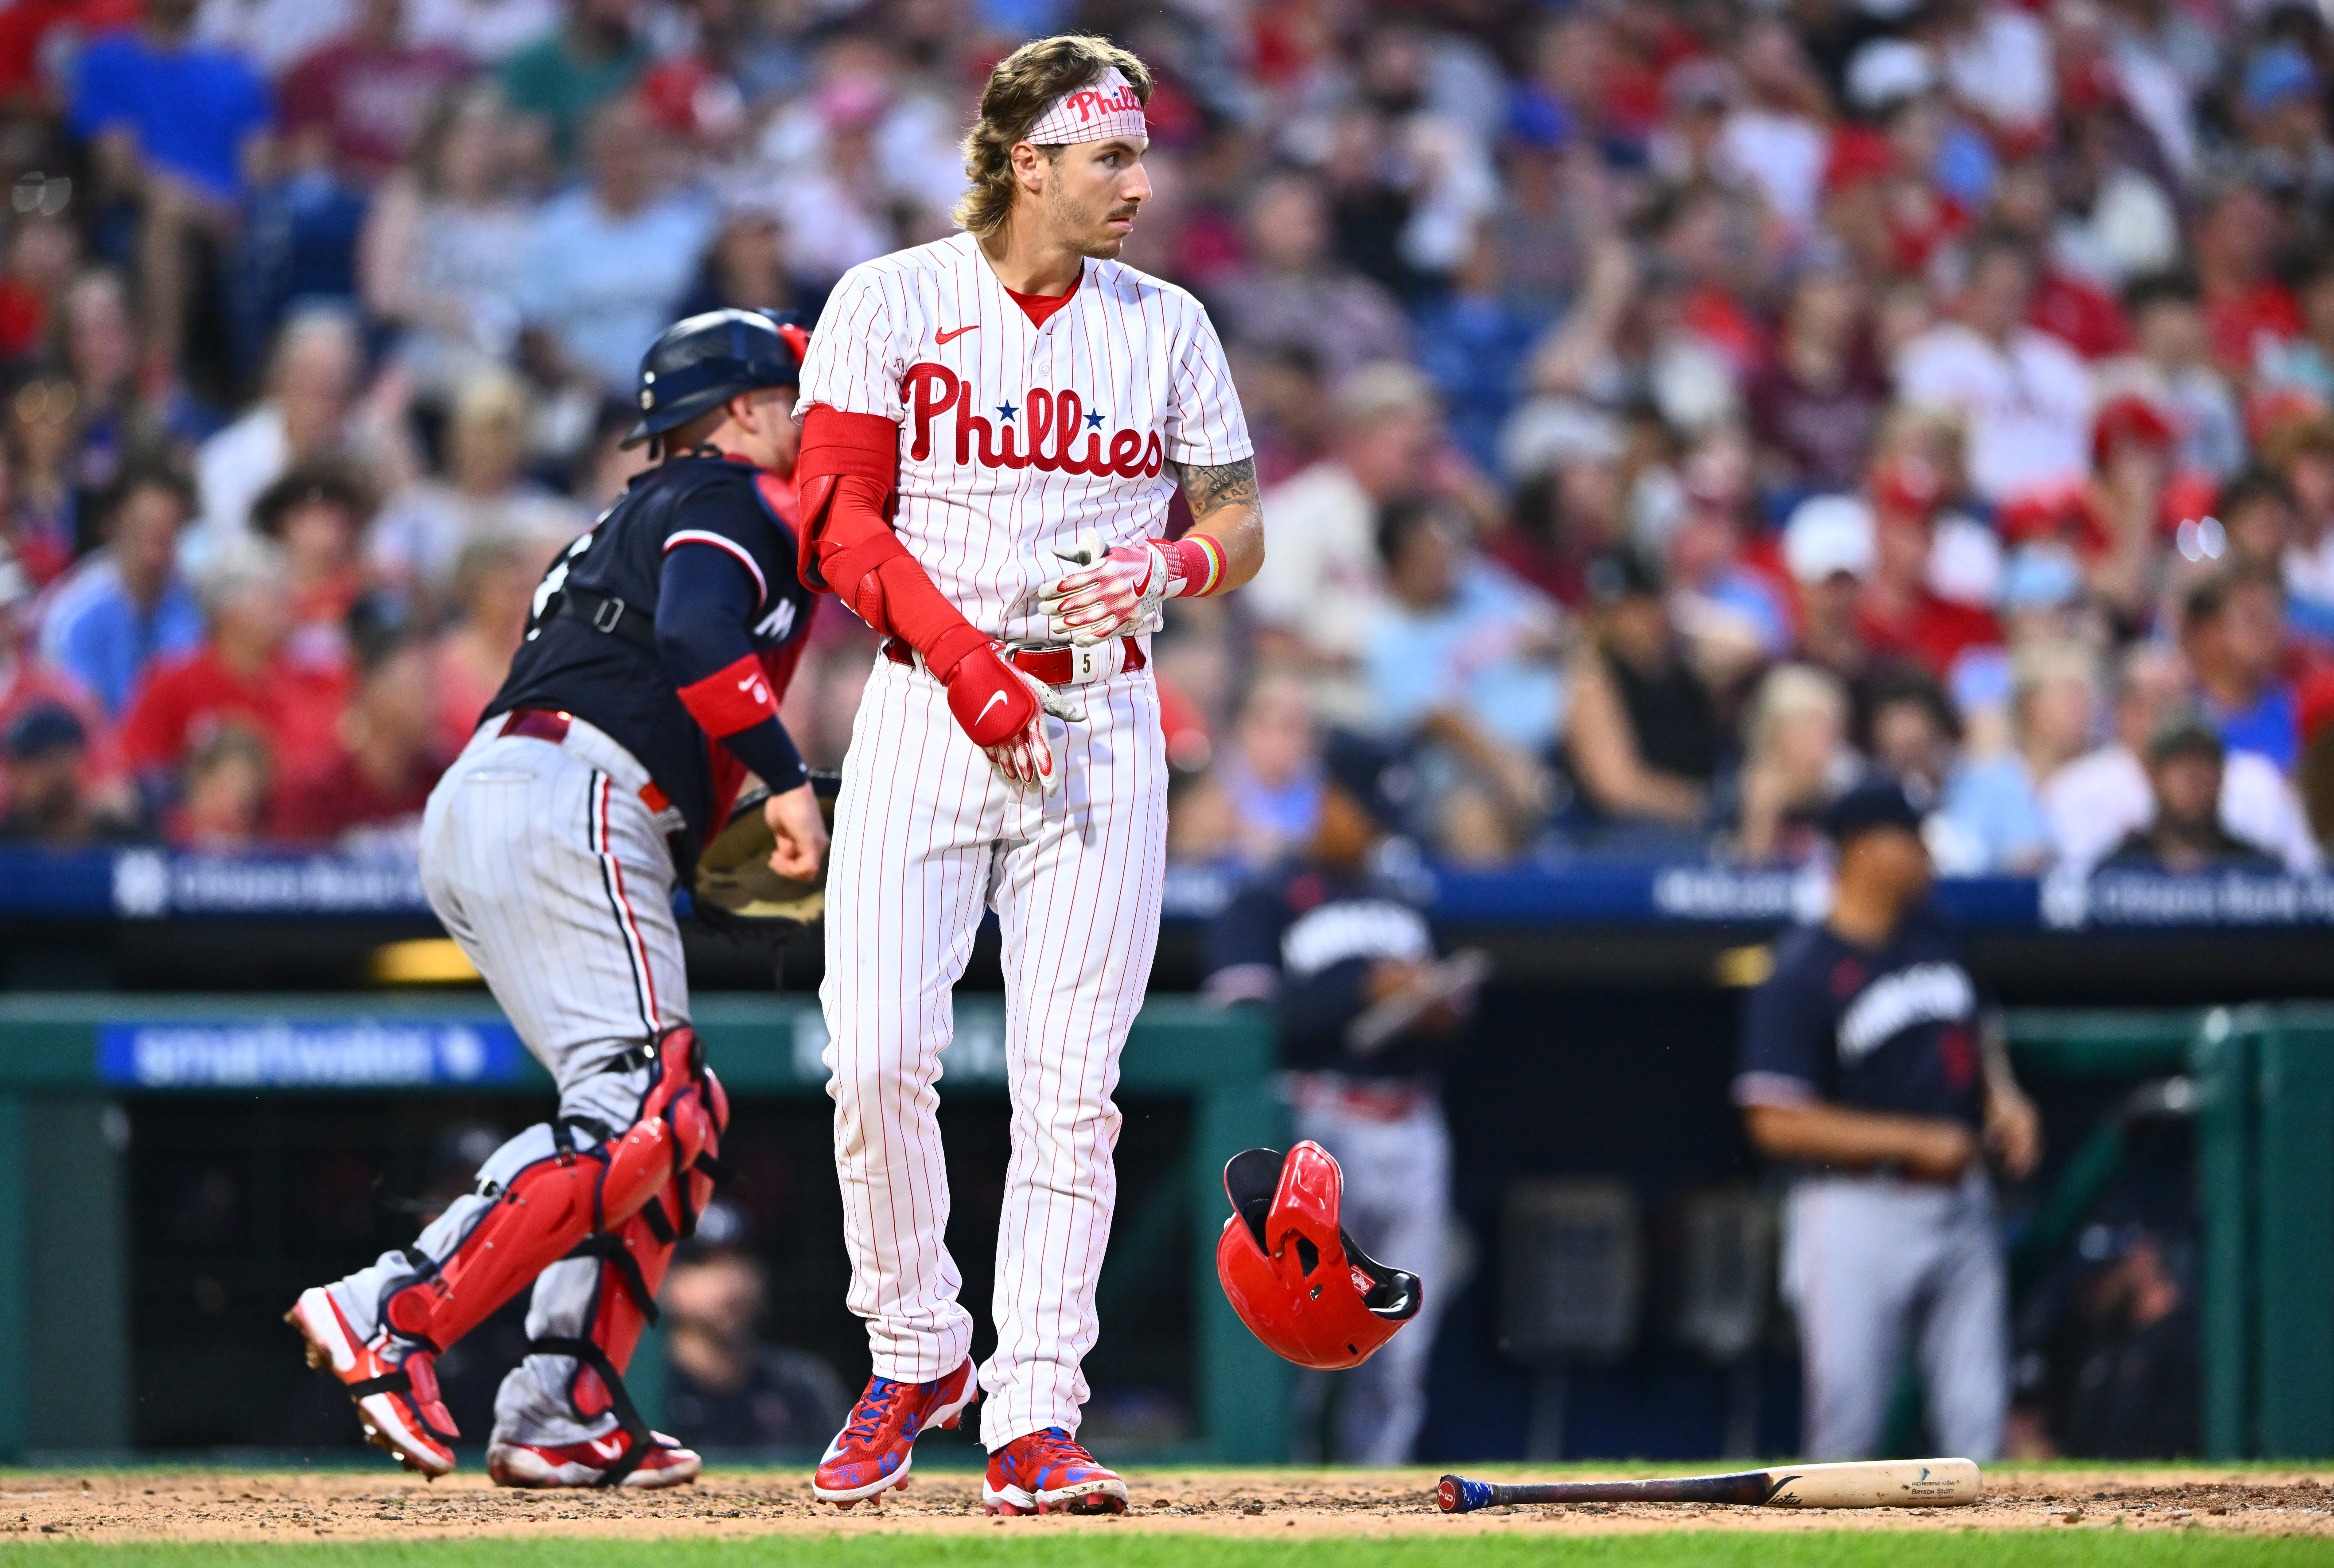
[328,717,688,1445]
[820,656,1166,1451]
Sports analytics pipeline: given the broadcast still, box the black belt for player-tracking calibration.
[557,587,658,651]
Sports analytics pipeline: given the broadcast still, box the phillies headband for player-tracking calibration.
[1024,67,1147,146]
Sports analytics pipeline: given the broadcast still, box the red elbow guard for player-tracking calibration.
[796,406,985,671]
[676,655,780,737]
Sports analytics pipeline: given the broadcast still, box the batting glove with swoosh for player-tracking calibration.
[937,641,1085,795]
[1042,527,1230,644]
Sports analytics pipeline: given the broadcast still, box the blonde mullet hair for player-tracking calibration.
[953,34,1152,238]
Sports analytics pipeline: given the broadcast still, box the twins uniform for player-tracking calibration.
[1203,859,1453,1465]
[796,231,1250,1450]
[313,449,815,1458]
[1734,907,2007,1461]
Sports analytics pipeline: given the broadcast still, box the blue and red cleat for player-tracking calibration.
[982,1427,1129,1515]
[812,1360,978,1507]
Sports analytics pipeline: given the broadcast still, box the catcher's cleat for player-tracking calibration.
[487,1432,702,1489]
[286,1286,458,1478]
[982,1428,1128,1515]
[812,1359,977,1505]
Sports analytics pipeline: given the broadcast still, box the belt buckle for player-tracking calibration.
[591,597,624,634]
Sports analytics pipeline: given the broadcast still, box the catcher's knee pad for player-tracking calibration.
[383,1027,728,1357]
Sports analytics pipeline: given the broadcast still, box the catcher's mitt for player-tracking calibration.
[690,770,839,934]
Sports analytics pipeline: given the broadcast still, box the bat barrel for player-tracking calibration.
[1435,1460,1980,1513]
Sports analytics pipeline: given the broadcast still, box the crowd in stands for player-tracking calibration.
[0,0,2331,879]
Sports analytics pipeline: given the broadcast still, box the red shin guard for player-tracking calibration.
[382,1029,728,1357]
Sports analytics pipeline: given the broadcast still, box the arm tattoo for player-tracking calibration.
[1173,456,1259,519]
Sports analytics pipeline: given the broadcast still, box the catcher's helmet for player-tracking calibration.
[624,308,810,447]
[1215,1142,1421,1369]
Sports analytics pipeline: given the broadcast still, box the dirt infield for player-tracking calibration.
[2,1467,2330,1543]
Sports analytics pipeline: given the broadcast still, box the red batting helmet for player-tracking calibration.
[1215,1142,1421,1370]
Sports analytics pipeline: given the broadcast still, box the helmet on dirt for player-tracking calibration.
[1215,1142,1422,1370]
[624,308,811,447]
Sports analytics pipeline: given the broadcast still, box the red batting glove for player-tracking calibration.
[935,642,1083,794]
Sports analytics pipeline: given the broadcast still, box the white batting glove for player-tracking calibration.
[1040,530,1174,646]
[982,667,1086,796]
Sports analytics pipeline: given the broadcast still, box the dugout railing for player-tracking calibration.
[0,995,2328,1461]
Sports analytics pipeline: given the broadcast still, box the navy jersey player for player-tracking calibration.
[1733,776,2041,1462]
[1202,736,1479,1465]
[289,311,824,1490]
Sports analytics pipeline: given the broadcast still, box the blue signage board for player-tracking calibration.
[96,1020,527,1088]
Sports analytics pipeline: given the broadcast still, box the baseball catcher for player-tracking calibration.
[287,309,824,1488]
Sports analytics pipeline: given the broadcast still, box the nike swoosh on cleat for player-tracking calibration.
[590,1436,626,1462]
[936,325,979,344]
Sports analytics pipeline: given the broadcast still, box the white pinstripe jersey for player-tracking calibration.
[796,231,1252,644]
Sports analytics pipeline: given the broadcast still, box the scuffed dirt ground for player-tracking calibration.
[1,1467,2330,1543]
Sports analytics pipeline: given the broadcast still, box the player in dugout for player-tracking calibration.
[1733,775,2041,1462]
[1203,733,1482,1465]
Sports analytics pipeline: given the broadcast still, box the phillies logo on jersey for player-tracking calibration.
[902,362,1165,478]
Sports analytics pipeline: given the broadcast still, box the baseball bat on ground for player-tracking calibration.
[1436,1458,1982,1513]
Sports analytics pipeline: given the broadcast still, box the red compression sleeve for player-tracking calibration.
[797,406,988,677]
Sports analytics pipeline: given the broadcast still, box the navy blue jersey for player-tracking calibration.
[488,454,817,865]
[1204,858,1440,1081]
[1736,907,1984,1126]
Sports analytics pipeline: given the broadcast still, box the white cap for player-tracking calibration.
[1783,494,1877,583]
[1025,68,1146,146]
[1846,39,1936,112]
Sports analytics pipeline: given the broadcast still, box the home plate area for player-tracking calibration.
[4,1467,2332,1543]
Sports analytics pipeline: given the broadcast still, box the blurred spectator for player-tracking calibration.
[0,210,81,369]
[1203,735,1470,1466]
[1663,433,1793,679]
[658,1205,851,1453]
[1855,460,2002,681]
[70,0,274,375]
[1749,260,1889,496]
[1866,664,1963,803]
[2190,180,2298,381]
[117,536,347,801]
[1898,236,2094,504]
[164,722,271,848]
[195,306,366,543]
[407,0,561,66]
[496,0,648,170]
[251,459,372,668]
[1364,498,1563,863]
[1247,362,1441,726]
[1205,672,1325,872]
[371,369,577,598]
[269,617,445,844]
[1782,494,1881,705]
[1206,172,1412,386]
[0,701,134,846]
[2100,272,2244,480]
[1734,663,1852,866]
[1939,641,2099,873]
[36,461,203,716]
[1563,551,1720,839]
[516,95,714,396]
[278,0,471,186]
[429,523,552,755]
[2097,716,2283,872]
[2264,414,2334,644]
[2043,643,2318,872]
[0,537,126,817]
[360,85,535,402]
[2181,567,2297,772]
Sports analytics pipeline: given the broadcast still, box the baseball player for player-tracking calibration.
[791,35,1262,1515]
[287,309,825,1489]
[1202,735,1477,1465]
[1733,775,2041,1461]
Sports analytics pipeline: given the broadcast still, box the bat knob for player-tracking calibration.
[1437,1476,1493,1514]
